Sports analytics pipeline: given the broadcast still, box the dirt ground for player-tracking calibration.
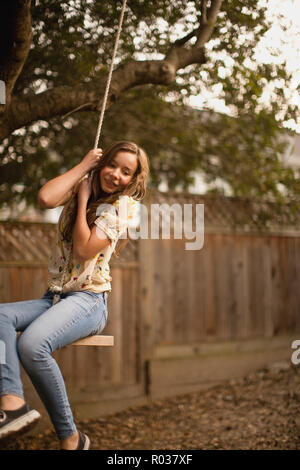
[1,361,300,450]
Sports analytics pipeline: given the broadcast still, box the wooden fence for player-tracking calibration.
[0,190,300,419]
[145,233,300,343]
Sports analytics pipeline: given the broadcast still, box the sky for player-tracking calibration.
[256,0,300,131]
[189,0,300,132]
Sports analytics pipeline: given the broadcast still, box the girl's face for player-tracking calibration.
[99,151,138,194]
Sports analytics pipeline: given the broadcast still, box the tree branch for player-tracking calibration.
[165,0,222,69]
[0,59,177,140]
[200,0,208,26]
[196,0,223,47]
[173,29,199,47]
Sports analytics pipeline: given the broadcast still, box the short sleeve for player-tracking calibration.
[127,196,136,221]
[94,196,136,243]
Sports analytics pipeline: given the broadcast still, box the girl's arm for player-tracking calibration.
[72,176,110,262]
[37,149,102,209]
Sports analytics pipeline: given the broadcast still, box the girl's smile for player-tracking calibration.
[100,151,138,193]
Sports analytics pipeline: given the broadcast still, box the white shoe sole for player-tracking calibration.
[82,434,90,450]
[0,409,41,439]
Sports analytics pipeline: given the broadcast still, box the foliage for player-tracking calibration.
[0,0,299,219]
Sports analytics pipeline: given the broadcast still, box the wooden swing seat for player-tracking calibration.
[70,335,114,347]
[17,332,114,347]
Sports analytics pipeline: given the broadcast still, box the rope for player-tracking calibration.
[94,0,128,150]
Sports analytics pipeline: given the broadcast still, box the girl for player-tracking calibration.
[0,141,149,450]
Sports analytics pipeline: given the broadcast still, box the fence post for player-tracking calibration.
[138,191,155,394]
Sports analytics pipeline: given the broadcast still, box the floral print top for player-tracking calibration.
[47,190,136,294]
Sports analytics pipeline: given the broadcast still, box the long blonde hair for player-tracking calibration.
[60,141,150,251]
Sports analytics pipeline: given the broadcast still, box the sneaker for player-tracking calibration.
[0,404,41,440]
[76,430,90,450]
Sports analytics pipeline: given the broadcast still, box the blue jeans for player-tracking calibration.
[0,289,108,439]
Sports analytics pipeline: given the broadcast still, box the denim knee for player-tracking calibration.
[0,305,15,327]
[18,332,49,367]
